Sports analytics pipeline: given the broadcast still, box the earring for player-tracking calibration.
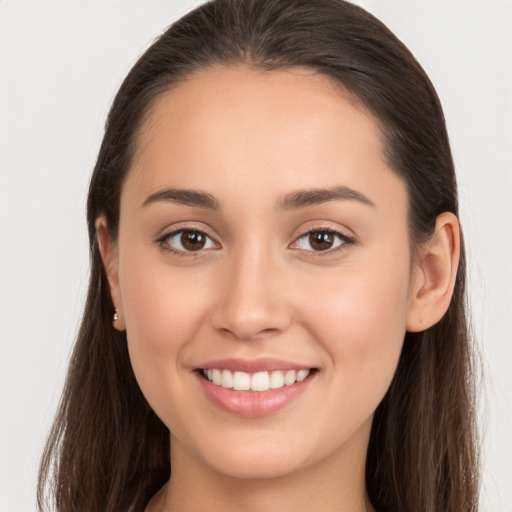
[113,308,119,322]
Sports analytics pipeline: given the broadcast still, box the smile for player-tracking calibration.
[201,368,311,392]
[196,360,317,417]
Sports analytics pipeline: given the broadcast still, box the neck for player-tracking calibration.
[148,430,374,512]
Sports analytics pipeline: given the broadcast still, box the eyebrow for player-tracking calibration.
[142,185,374,211]
[142,188,220,210]
[278,185,375,210]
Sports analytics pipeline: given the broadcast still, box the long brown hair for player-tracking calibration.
[38,1,480,510]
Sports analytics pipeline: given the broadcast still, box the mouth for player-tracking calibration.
[195,360,318,417]
[199,367,314,392]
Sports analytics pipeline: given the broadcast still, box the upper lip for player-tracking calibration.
[197,358,315,373]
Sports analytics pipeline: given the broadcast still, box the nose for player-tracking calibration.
[211,246,292,341]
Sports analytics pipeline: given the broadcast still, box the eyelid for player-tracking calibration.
[290,220,356,238]
[155,220,217,240]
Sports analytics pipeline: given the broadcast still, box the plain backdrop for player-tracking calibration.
[0,1,511,511]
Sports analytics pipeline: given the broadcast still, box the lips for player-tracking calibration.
[195,358,317,417]
[199,357,313,373]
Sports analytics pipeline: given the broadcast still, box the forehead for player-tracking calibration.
[135,66,378,164]
[125,66,406,216]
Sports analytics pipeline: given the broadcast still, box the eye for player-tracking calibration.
[293,229,352,252]
[161,229,217,253]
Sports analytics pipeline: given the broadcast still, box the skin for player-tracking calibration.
[97,67,459,512]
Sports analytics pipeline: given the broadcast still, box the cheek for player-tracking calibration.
[116,249,214,407]
[298,252,410,410]
[120,247,212,342]
[303,251,410,337]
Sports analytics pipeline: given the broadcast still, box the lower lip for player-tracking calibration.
[196,371,315,417]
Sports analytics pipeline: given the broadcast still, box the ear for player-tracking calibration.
[96,216,126,331]
[406,212,460,332]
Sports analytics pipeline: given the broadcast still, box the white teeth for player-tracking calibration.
[251,371,270,391]
[284,370,296,385]
[212,369,221,386]
[269,370,285,389]
[233,371,251,391]
[204,368,312,391]
[296,369,310,382]
[221,369,233,388]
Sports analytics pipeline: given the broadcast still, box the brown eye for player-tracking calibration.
[181,230,207,251]
[308,231,335,251]
[294,229,351,253]
[163,229,216,253]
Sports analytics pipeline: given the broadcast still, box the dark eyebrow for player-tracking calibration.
[142,188,220,210]
[278,185,375,210]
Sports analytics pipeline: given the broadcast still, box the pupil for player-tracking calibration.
[309,231,334,251]
[181,231,205,251]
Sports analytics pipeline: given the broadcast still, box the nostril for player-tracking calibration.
[216,325,284,341]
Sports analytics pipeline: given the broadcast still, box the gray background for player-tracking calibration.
[1,1,511,510]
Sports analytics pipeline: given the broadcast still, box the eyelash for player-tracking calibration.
[291,227,355,255]
[157,227,355,257]
[157,229,218,257]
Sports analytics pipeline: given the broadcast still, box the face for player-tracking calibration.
[106,67,417,480]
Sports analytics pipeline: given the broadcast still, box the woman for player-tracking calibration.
[38,0,480,510]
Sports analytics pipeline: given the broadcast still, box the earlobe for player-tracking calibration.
[95,216,126,331]
[406,212,460,332]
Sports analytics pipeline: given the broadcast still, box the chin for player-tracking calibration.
[184,426,320,480]
[205,450,307,480]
